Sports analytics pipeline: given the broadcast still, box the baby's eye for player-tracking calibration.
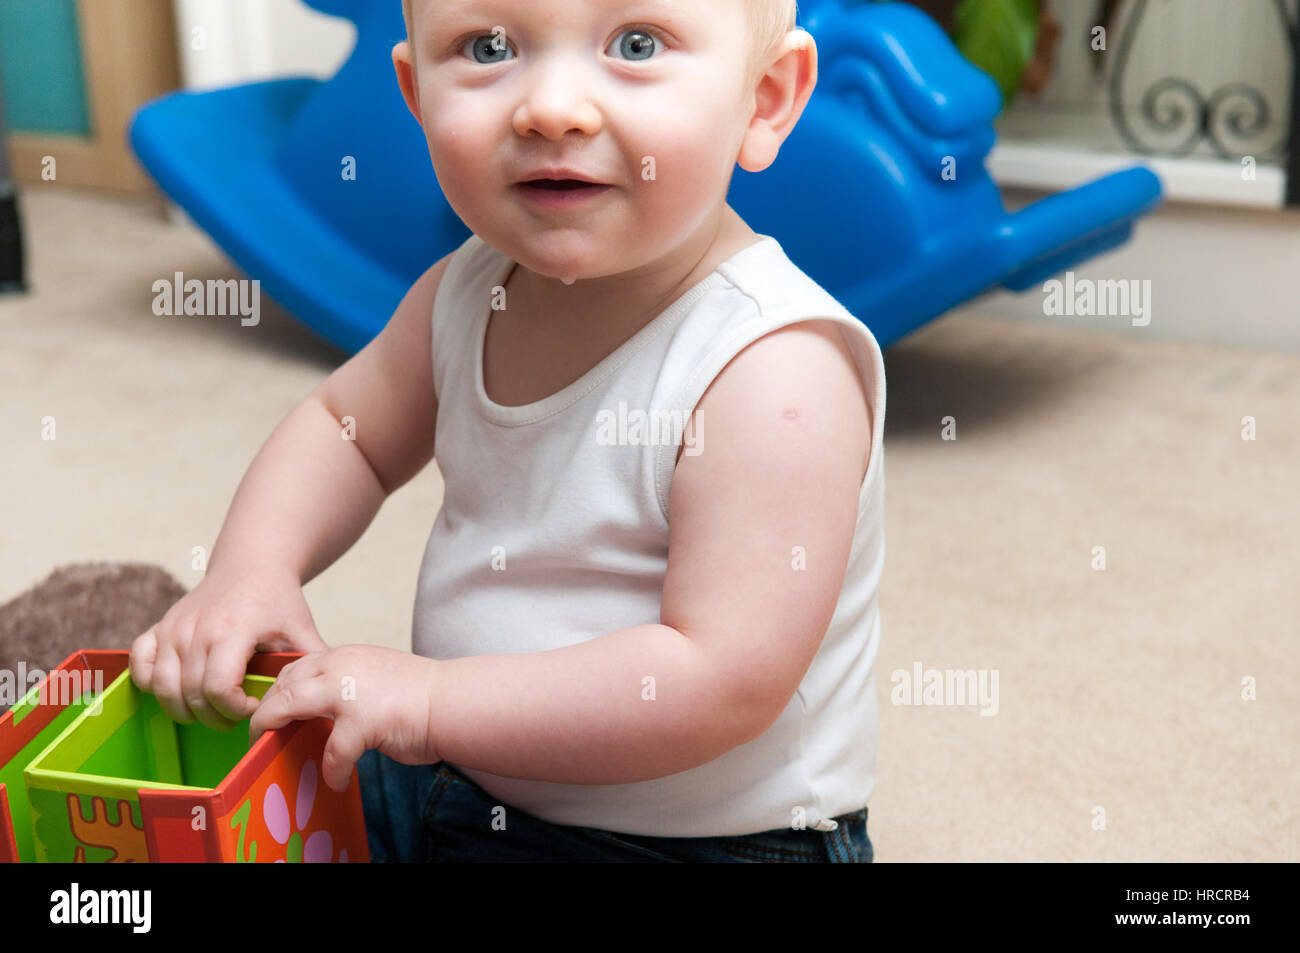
[605,28,665,62]
[463,31,516,64]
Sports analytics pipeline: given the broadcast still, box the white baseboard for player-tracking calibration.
[960,187,1300,353]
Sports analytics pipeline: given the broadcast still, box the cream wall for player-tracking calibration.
[171,0,355,89]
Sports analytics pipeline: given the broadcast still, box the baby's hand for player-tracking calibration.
[248,645,441,792]
[130,568,328,730]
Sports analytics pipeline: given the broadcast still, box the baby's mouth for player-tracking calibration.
[519,178,607,191]
[513,178,614,207]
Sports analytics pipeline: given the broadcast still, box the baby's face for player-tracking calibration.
[399,0,763,281]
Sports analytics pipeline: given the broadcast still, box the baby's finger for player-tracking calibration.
[203,639,260,724]
[249,673,333,742]
[150,644,196,724]
[322,720,366,793]
[275,651,326,684]
[182,638,238,732]
[129,628,159,692]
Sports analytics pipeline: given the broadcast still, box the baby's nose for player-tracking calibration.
[513,72,603,140]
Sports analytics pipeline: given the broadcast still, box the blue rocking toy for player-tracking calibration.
[130,0,1163,354]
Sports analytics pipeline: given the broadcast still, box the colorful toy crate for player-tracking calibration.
[0,649,368,863]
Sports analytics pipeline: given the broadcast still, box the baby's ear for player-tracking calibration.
[738,30,818,174]
[392,41,423,125]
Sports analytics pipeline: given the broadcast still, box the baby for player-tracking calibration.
[130,0,886,863]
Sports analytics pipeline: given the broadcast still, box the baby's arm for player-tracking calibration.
[419,320,872,783]
[216,255,449,583]
[131,253,453,725]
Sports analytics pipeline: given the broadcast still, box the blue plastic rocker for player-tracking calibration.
[130,0,1163,354]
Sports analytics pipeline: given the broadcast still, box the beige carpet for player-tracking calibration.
[1,187,1296,861]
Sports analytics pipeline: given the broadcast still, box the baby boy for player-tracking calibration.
[131,0,887,863]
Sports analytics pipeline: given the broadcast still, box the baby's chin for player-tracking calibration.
[532,264,601,287]
[510,236,627,285]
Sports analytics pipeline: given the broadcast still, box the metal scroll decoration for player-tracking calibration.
[1108,0,1298,160]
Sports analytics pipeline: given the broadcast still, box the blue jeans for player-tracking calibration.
[357,750,873,863]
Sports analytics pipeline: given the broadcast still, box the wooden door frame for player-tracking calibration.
[10,0,180,193]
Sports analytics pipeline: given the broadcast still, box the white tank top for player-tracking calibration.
[412,232,887,837]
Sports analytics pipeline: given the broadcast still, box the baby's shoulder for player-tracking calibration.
[679,319,873,480]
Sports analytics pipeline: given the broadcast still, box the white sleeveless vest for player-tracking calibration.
[412,232,887,837]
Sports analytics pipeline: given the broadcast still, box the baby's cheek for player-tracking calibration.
[423,111,476,164]
[423,117,494,195]
[651,95,737,175]
[635,125,730,213]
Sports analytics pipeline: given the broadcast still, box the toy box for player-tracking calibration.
[0,649,368,863]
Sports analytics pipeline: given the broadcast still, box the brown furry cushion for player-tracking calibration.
[0,563,187,713]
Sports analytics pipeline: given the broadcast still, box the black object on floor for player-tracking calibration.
[0,186,25,293]
[0,42,26,295]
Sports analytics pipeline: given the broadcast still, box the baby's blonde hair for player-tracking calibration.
[747,0,801,81]
[402,0,800,83]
